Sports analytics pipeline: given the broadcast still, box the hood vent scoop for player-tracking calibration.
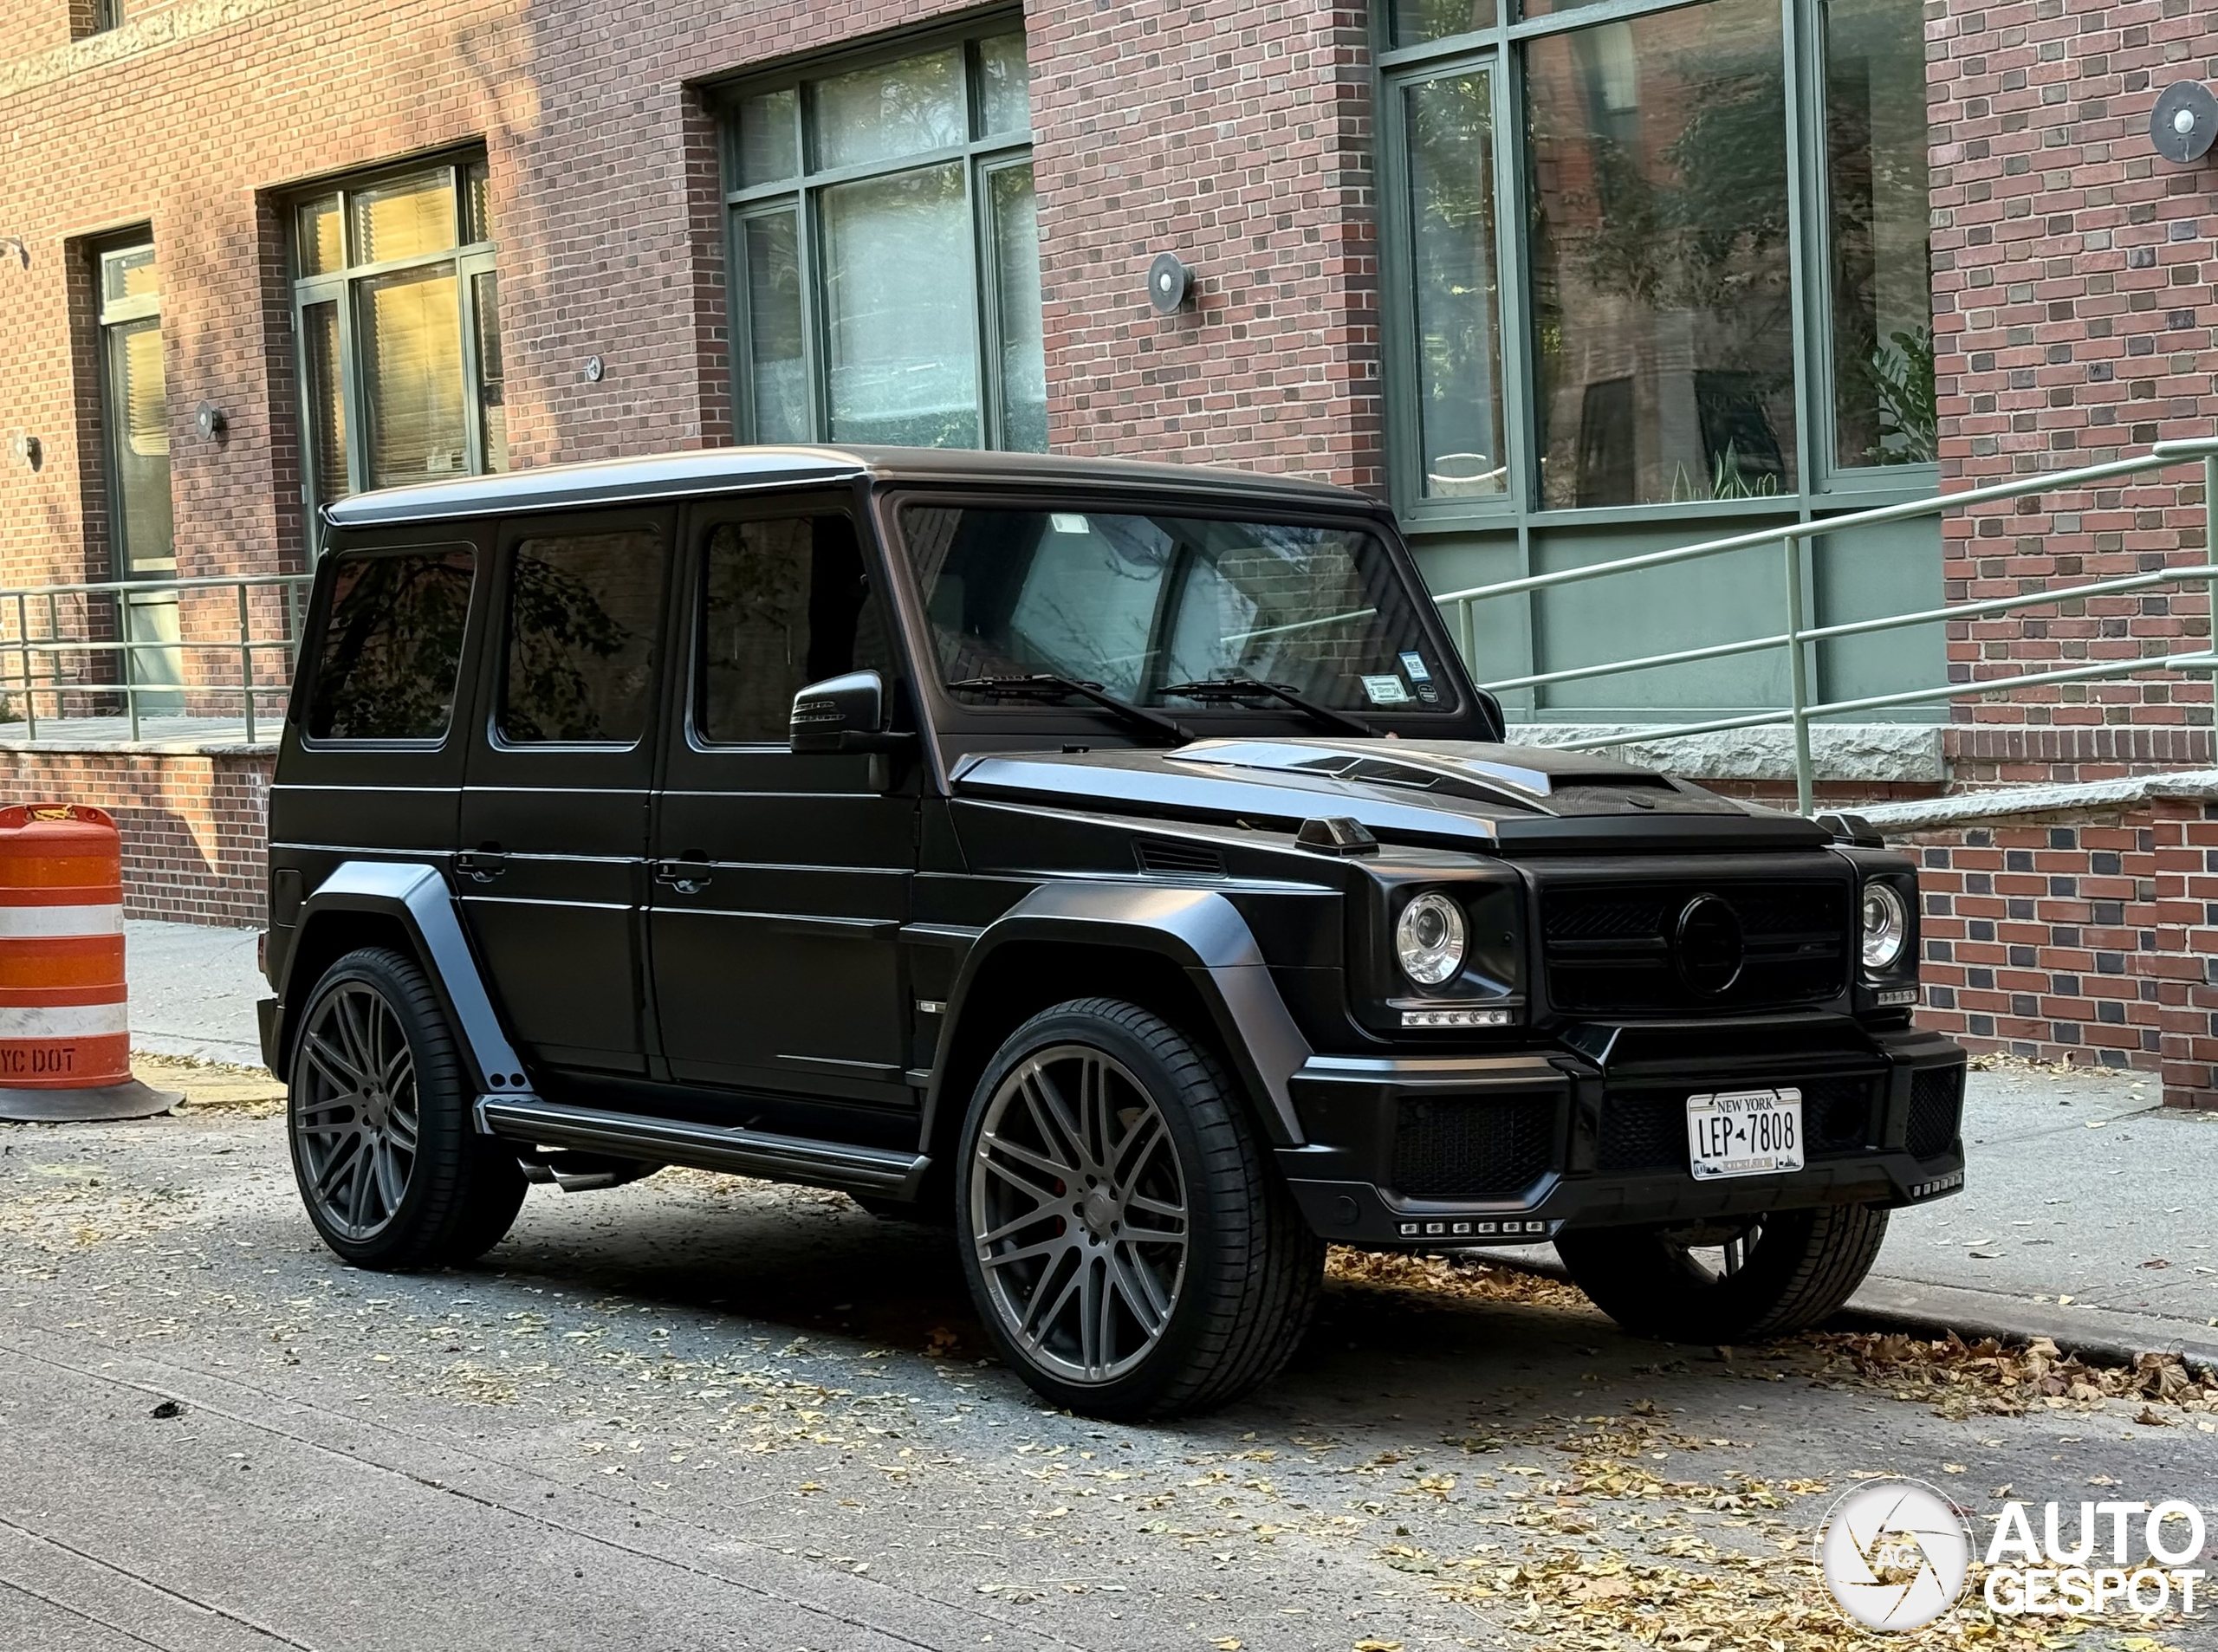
[1135,839,1225,878]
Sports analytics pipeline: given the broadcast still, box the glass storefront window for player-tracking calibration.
[1827,0,1936,466]
[1404,67,1506,501]
[728,25,1045,452]
[1526,0,1795,508]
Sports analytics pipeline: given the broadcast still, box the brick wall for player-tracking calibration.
[1928,0,2218,780]
[1028,0,1384,488]
[0,748,274,926]
[1895,794,2218,1108]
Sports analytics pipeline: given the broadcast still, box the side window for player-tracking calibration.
[499,529,667,744]
[697,515,893,744]
[307,547,475,741]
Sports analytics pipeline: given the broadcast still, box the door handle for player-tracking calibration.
[653,858,715,894]
[455,846,508,883]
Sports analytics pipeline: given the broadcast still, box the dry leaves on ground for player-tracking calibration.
[1325,1247,1592,1312]
[143,1053,287,1117]
[1791,1331,2218,1416]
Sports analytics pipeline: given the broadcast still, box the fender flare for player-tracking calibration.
[931,883,1313,1144]
[277,860,529,1103]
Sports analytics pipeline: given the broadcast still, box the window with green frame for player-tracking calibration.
[724,24,1046,453]
[288,156,504,541]
[1380,0,1933,515]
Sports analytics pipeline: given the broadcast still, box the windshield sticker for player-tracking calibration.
[1398,651,1441,703]
[1049,512,1090,534]
[1360,674,1412,706]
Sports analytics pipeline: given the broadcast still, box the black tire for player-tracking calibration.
[1554,1203,1889,1344]
[954,997,1323,1420]
[287,946,528,1270]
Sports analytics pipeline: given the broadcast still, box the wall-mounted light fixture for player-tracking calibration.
[1146,253,1193,315]
[0,237,27,270]
[10,433,42,471]
[195,402,227,441]
[581,355,606,383]
[2151,82,2218,163]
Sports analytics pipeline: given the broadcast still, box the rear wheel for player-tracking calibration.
[288,947,527,1270]
[956,998,1322,1419]
[1554,1203,1887,1344]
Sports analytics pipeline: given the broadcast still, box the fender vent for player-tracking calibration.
[1134,839,1224,878]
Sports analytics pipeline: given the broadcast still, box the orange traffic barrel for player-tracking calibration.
[0,805,178,1122]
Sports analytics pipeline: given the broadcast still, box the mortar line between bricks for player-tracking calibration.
[0,1519,321,1652]
[0,1334,1097,1652]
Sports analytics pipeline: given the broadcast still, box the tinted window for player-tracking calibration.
[898,507,1452,713]
[499,530,666,743]
[698,515,894,744]
[307,548,474,741]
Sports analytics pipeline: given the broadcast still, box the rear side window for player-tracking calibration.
[698,515,894,744]
[499,529,667,743]
[306,547,475,741]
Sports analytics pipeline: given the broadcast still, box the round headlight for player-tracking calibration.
[1396,891,1467,988]
[1860,880,1909,974]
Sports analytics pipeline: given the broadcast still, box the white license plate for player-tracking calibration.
[1685,1087,1805,1181]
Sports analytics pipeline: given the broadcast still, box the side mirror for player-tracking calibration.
[791,670,895,754]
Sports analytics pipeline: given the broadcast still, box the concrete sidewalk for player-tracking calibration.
[113,919,2218,1363]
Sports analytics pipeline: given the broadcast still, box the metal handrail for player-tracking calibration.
[0,572,313,746]
[1434,437,2218,813]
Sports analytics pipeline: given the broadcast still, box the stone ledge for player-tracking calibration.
[1858,768,2218,834]
[1507,721,1945,782]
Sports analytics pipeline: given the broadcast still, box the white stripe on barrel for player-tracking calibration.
[0,903,125,939]
[0,1001,132,1039]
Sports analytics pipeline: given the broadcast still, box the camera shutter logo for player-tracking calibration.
[1816,1479,1973,1631]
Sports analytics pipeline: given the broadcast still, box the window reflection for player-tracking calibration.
[360,266,466,487]
[1828,0,1935,466]
[1526,0,1795,507]
[822,165,981,448]
[1404,68,1506,500]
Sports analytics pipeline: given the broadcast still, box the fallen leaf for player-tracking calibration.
[1214,1640,1242,1649]
[2139,1259,2170,1270]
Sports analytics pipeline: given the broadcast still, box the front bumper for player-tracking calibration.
[1275,1017,1966,1247]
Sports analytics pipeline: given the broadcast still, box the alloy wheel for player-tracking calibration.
[294,981,421,1241]
[969,1043,1190,1384]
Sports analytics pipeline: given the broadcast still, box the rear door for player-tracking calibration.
[269,528,485,969]
[457,508,672,1077]
[647,496,919,1111]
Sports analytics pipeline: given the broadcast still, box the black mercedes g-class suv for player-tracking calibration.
[261,445,1965,1419]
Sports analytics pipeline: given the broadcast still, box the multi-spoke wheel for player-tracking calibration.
[1555,1203,1889,1344]
[287,947,525,1269]
[970,1043,1190,1383]
[956,998,1323,1419]
[295,981,421,1241]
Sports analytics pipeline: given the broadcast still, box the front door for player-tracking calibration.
[457,508,673,1077]
[648,500,918,1111]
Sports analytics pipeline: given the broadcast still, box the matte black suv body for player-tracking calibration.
[262,445,1965,1417]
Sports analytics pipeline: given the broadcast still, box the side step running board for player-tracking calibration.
[476,1095,929,1199]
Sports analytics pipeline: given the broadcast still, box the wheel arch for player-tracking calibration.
[922,885,1313,1177]
[275,861,525,1099]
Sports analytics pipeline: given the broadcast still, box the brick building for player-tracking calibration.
[5,0,2218,1089]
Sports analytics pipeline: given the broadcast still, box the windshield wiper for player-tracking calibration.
[1162,676,1376,738]
[947,673,1193,746]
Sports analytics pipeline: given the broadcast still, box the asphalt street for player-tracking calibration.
[3,1100,2214,1652]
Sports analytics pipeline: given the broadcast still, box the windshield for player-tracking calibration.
[898,504,1454,713]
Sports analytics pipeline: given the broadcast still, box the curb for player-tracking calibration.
[1469,1247,2218,1373]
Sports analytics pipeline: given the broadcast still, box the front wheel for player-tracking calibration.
[288,947,527,1270]
[1554,1203,1888,1344]
[955,998,1322,1419]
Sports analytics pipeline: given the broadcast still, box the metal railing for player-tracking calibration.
[0,573,313,745]
[1434,437,2218,815]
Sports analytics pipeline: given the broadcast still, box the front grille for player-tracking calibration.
[1541,879,1849,1014]
[1907,1066,1964,1158]
[1597,1075,1880,1174]
[1134,839,1223,877]
[1391,1096,1557,1200]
